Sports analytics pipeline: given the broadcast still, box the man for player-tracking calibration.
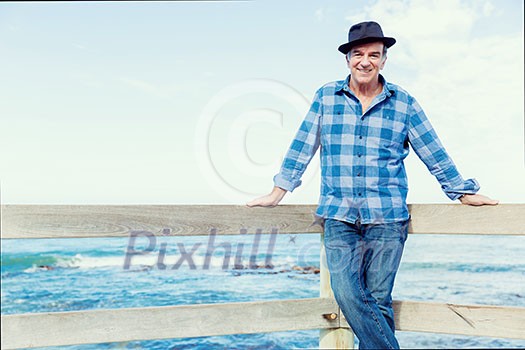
[247,21,498,349]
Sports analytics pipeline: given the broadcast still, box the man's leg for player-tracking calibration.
[362,220,409,334]
[323,218,408,349]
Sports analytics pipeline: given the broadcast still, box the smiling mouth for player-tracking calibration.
[358,68,373,73]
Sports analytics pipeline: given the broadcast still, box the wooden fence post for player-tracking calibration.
[319,231,354,349]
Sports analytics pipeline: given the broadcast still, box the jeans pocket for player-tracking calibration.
[324,218,353,239]
[366,219,409,243]
[323,218,339,238]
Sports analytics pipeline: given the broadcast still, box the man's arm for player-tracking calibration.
[407,98,498,206]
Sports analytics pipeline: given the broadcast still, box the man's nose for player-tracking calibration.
[360,56,371,66]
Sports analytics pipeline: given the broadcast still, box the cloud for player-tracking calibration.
[72,43,87,50]
[346,0,492,39]
[482,1,495,16]
[315,7,326,22]
[344,0,522,139]
[120,77,181,99]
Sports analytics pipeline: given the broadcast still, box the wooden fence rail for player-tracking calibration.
[2,299,524,349]
[2,204,524,238]
[1,204,524,349]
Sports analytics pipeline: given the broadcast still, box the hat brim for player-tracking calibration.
[338,37,396,54]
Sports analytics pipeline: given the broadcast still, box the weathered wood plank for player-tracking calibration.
[3,299,524,349]
[1,204,524,239]
[407,204,525,235]
[1,298,340,349]
[0,205,321,238]
[337,300,525,339]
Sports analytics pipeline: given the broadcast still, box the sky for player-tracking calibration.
[0,0,523,205]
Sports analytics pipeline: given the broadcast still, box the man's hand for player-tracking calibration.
[459,194,499,206]
[246,186,287,208]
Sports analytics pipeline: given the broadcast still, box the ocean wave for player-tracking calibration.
[5,251,523,276]
[2,254,60,270]
[2,251,318,275]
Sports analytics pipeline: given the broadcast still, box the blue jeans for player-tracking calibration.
[323,218,409,349]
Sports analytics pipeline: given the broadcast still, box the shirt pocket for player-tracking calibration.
[378,110,407,148]
[320,105,349,148]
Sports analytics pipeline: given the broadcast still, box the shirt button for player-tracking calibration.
[357,173,361,176]
[359,136,363,139]
[358,154,362,157]
[358,192,362,196]
[361,116,365,121]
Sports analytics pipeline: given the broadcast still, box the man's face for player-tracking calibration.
[347,41,386,86]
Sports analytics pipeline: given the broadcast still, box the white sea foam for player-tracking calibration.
[31,252,300,271]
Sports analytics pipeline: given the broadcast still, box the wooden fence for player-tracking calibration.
[1,204,525,349]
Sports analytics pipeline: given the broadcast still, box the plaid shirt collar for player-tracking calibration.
[335,74,396,99]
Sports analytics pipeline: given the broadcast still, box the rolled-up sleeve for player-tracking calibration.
[273,89,323,192]
[407,98,480,200]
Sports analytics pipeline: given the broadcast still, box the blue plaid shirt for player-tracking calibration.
[274,75,479,224]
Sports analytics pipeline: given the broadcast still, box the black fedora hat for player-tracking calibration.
[338,21,396,54]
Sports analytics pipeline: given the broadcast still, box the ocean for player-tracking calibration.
[1,233,525,349]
